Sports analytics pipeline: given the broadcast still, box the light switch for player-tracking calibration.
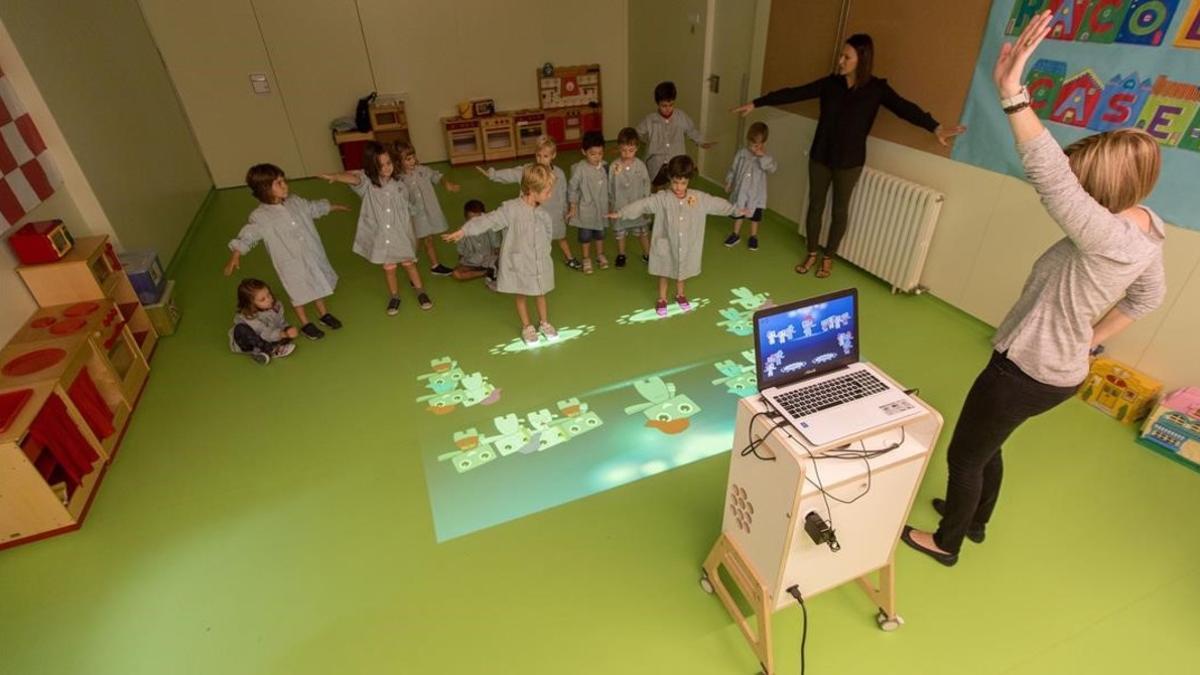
[249,73,271,95]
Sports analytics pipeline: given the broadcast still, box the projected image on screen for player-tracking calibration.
[755,294,857,383]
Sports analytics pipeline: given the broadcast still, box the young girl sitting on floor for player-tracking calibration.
[443,164,557,344]
[610,155,745,315]
[229,278,297,365]
[319,141,432,315]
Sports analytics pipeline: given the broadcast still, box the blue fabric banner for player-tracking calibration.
[953,0,1200,230]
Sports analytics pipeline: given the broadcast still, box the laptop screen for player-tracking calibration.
[753,288,859,391]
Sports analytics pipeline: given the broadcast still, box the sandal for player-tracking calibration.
[815,256,834,279]
[794,253,818,275]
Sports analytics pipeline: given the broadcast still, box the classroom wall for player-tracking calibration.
[0,0,211,266]
[140,0,630,188]
[627,0,708,129]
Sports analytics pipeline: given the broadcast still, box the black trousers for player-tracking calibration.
[805,160,863,256]
[933,351,1078,554]
[232,324,285,354]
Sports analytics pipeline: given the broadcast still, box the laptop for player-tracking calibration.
[753,288,921,446]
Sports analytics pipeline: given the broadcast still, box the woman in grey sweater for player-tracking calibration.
[902,9,1167,566]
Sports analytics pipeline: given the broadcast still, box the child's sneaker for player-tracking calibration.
[597,254,609,269]
[417,292,433,310]
[655,299,668,317]
[486,267,497,281]
[485,276,498,292]
[748,236,759,251]
[676,295,692,312]
[642,254,650,264]
[723,233,741,247]
[566,258,583,271]
[300,323,325,340]
[430,263,453,276]
[319,313,342,330]
[582,258,593,274]
[387,296,402,316]
[539,321,558,339]
[521,324,539,345]
[247,350,270,365]
[615,254,627,268]
[272,343,296,359]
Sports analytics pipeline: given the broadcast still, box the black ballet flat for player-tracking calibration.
[932,498,986,543]
[901,525,958,567]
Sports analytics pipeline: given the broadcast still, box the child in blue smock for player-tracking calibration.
[444,164,557,346]
[609,127,652,268]
[635,81,714,188]
[479,135,580,270]
[224,163,350,340]
[319,141,432,315]
[567,131,610,274]
[394,141,460,277]
[723,122,777,252]
[452,199,500,290]
[610,155,747,316]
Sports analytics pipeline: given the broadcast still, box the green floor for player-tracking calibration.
[1,156,1196,675]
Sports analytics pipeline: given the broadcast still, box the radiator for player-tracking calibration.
[807,167,944,293]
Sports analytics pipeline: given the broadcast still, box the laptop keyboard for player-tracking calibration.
[773,370,889,418]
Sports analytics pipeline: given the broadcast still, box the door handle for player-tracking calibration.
[708,74,720,94]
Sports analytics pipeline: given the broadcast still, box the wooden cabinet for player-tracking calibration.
[17,235,159,361]
[0,300,143,548]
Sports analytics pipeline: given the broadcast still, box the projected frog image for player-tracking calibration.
[416,356,501,414]
[712,350,758,396]
[757,295,856,380]
[623,376,701,434]
[437,398,605,474]
[419,352,754,542]
[716,287,773,336]
[617,298,712,325]
[489,325,596,355]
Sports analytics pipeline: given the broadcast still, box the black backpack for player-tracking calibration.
[355,92,377,132]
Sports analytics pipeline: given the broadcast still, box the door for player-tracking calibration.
[700,0,759,184]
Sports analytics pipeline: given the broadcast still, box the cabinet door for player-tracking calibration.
[253,0,375,176]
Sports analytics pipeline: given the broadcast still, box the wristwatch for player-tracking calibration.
[1089,344,1105,358]
[1001,87,1031,114]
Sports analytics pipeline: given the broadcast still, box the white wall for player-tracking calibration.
[141,0,630,187]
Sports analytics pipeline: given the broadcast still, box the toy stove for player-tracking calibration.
[11,301,120,347]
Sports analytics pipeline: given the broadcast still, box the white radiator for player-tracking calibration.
[807,167,944,293]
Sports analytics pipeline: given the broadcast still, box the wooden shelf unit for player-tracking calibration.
[16,235,159,361]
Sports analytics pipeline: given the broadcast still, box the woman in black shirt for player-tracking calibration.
[734,34,964,278]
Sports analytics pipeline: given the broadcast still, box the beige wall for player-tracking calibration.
[0,0,211,266]
[628,0,708,132]
[142,0,630,187]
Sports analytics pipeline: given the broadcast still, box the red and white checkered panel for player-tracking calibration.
[0,68,61,227]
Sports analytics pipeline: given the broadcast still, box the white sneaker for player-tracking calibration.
[272,343,296,359]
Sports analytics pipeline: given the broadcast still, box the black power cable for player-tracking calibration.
[786,585,807,675]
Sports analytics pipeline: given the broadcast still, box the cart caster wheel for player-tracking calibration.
[875,610,904,631]
[699,573,714,594]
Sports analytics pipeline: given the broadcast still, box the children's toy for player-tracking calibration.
[624,377,701,435]
[117,250,166,305]
[1078,357,1162,425]
[7,219,74,265]
[1140,387,1200,468]
[144,280,180,337]
[617,298,712,325]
